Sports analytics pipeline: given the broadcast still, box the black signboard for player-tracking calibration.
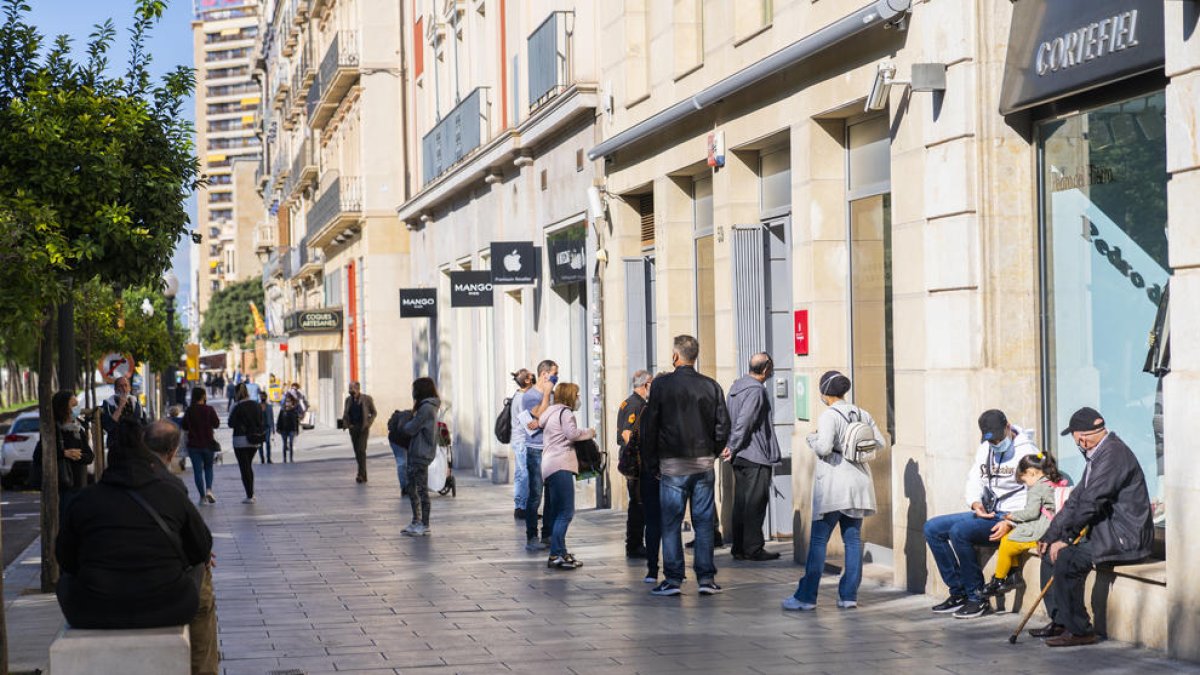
[548,238,587,285]
[449,271,494,307]
[999,0,1164,115]
[284,309,344,334]
[490,241,539,285]
[399,288,438,318]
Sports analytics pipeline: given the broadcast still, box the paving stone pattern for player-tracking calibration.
[204,447,1198,675]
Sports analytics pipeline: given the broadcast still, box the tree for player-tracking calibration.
[200,278,265,351]
[0,0,201,600]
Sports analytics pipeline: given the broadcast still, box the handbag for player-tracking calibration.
[557,409,603,478]
[123,488,205,594]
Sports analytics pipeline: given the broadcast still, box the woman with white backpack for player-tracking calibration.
[783,370,885,611]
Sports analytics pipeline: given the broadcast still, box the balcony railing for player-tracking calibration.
[310,32,359,129]
[287,140,318,199]
[307,176,362,244]
[421,87,489,184]
[528,11,574,111]
[254,221,278,252]
[272,150,290,187]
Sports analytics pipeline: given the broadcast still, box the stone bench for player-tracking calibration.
[49,624,191,675]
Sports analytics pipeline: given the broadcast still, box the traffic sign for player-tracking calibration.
[98,353,136,383]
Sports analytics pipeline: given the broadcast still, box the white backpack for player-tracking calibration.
[831,406,879,464]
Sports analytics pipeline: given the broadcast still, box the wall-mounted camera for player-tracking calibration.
[190,230,203,244]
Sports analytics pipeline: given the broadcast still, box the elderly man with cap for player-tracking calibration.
[1027,406,1153,647]
[923,409,1040,619]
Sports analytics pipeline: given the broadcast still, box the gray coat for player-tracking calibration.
[1006,478,1056,543]
[806,402,884,518]
[402,398,440,465]
[725,375,781,466]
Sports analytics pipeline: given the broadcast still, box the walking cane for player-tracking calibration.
[1007,529,1086,644]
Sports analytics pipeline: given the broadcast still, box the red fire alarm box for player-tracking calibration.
[794,310,809,356]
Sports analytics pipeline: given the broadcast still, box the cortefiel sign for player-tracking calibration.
[449,271,494,307]
[399,288,438,318]
[999,0,1164,115]
[284,309,344,334]
[548,239,587,286]
[490,242,539,285]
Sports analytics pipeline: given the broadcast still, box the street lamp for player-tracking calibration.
[163,271,179,412]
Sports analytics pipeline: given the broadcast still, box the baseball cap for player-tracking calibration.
[978,409,1008,443]
[1060,406,1105,436]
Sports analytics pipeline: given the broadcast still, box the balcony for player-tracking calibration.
[287,140,318,200]
[306,176,362,248]
[421,87,489,184]
[271,65,291,105]
[254,221,277,253]
[310,32,359,129]
[271,151,290,188]
[528,11,574,112]
[294,237,325,280]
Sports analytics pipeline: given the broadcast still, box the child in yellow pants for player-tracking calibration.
[984,453,1065,596]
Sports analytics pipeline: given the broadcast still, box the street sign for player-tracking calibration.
[186,343,200,381]
[98,353,136,384]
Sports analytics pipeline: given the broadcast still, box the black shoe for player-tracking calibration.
[983,575,1022,597]
[714,535,725,548]
[1028,622,1066,638]
[626,547,647,559]
[952,600,991,619]
[685,539,696,549]
[931,595,967,613]
[562,553,583,568]
[698,581,722,595]
[650,581,682,596]
[514,508,526,520]
[746,550,781,562]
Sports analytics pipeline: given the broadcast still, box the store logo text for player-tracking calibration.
[1036,10,1140,76]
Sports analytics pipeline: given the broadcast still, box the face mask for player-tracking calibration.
[549,375,559,386]
[992,436,1013,456]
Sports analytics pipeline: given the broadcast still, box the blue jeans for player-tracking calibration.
[545,470,575,557]
[794,511,863,604]
[923,511,1005,602]
[188,446,215,498]
[512,440,528,510]
[280,432,295,461]
[660,469,717,586]
[390,442,408,492]
[524,447,545,541]
[258,435,272,463]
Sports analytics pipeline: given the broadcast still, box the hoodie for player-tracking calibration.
[402,398,441,464]
[725,375,781,466]
[964,424,1040,514]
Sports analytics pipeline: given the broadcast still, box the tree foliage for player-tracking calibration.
[75,278,186,373]
[200,277,264,351]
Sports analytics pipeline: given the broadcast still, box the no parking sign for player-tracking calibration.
[98,353,136,384]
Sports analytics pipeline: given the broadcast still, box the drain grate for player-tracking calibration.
[268,670,305,675]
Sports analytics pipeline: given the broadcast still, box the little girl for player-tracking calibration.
[984,452,1066,596]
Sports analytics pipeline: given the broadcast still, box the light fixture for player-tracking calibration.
[587,185,605,221]
[865,62,946,112]
[162,271,179,300]
[865,63,897,112]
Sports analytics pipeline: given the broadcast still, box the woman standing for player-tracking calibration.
[276,397,300,463]
[400,378,441,537]
[181,387,220,504]
[36,391,95,514]
[784,371,884,611]
[509,369,534,519]
[228,383,265,503]
[538,382,595,570]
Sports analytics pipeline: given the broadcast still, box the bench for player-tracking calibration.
[49,624,191,675]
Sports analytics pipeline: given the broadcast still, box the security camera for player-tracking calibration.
[587,186,605,221]
[865,62,897,112]
[190,230,203,244]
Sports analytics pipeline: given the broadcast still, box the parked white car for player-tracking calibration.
[1,411,40,486]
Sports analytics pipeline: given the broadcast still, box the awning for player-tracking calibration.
[289,333,342,353]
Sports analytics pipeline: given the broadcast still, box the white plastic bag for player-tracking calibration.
[427,447,449,493]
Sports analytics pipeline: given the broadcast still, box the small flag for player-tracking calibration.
[249,301,268,336]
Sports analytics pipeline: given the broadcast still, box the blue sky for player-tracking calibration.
[27,0,200,315]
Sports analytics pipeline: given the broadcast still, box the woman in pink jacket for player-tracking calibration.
[538,382,596,570]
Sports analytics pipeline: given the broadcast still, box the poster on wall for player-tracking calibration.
[490,242,538,285]
[548,239,587,285]
[449,271,494,307]
[399,288,438,318]
[794,374,810,421]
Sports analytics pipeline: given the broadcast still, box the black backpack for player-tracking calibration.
[388,409,414,448]
[494,396,513,444]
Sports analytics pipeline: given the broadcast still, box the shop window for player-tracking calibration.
[760,146,790,214]
[1039,91,1168,545]
[694,175,715,378]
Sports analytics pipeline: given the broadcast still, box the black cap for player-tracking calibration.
[1060,406,1105,436]
[978,409,1008,443]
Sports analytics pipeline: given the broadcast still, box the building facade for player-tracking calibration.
[191,0,264,316]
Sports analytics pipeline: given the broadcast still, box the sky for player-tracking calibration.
[27,0,201,320]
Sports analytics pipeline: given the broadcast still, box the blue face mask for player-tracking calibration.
[992,436,1013,457]
[549,375,559,386]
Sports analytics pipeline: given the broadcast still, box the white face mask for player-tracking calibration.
[992,436,1013,456]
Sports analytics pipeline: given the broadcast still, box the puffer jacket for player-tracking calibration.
[402,398,440,465]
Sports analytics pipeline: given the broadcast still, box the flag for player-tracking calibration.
[249,301,268,336]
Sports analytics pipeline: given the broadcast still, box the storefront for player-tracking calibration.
[284,308,344,428]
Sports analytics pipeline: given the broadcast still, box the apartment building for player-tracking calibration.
[254,0,412,427]
[192,0,264,316]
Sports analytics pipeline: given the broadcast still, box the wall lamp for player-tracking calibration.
[865,61,946,112]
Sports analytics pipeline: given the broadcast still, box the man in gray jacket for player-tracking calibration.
[722,352,782,561]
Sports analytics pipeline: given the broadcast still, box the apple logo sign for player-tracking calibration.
[503,249,522,272]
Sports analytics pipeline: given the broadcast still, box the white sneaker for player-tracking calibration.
[417,524,431,536]
[401,522,419,536]
[837,600,858,609]
[643,575,657,584]
[242,496,256,504]
[782,597,816,611]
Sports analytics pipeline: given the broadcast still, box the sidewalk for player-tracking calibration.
[6,444,1198,674]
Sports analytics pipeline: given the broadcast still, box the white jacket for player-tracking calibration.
[963,424,1040,513]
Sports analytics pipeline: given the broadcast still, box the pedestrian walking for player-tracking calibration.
[277,397,300,463]
[286,382,309,428]
[724,353,782,562]
[982,452,1066,598]
[257,390,275,464]
[616,370,652,560]
[228,383,266,503]
[639,335,730,596]
[1029,407,1153,647]
[181,387,220,505]
[784,371,884,611]
[924,409,1039,619]
[538,382,595,569]
[521,360,557,551]
[341,381,377,483]
[401,378,441,536]
[509,368,534,520]
[224,376,236,411]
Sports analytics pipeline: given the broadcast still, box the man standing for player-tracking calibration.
[100,376,147,454]
[509,369,534,520]
[640,335,730,596]
[723,352,782,561]
[923,409,1039,618]
[617,370,652,559]
[521,360,557,550]
[342,381,377,483]
[1029,407,1153,646]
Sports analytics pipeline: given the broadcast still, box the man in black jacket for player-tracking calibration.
[1030,407,1153,647]
[640,335,730,597]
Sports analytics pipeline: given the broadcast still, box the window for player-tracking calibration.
[1039,91,1168,545]
[693,175,715,378]
[734,0,771,42]
[672,0,702,78]
[760,147,790,213]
